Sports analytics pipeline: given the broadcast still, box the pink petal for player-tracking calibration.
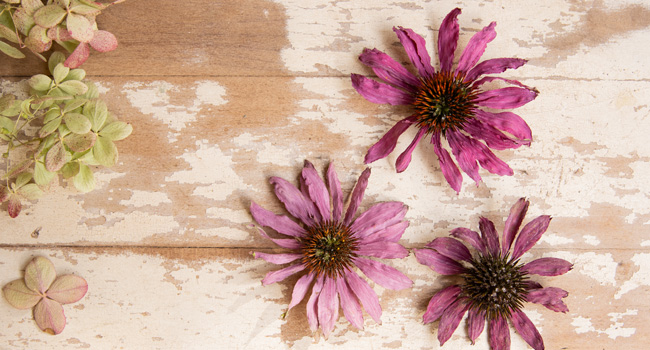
[269,176,320,226]
[465,58,528,83]
[422,285,461,324]
[64,42,90,69]
[511,215,552,259]
[438,8,461,72]
[336,277,364,330]
[351,74,414,105]
[479,217,500,256]
[501,198,529,256]
[413,248,466,275]
[327,163,343,222]
[2,279,42,309]
[425,237,472,262]
[449,129,514,180]
[350,201,407,240]
[526,287,569,313]
[474,76,537,90]
[356,241,409,259]
[396,127,426,172]
[475,86,538,109]
[343,168,371,225]
[511,310,544,350]
[354,257,413,290]
[46,275,88,304]
[89,30,117,53]
[306,275,325,331]
[446,129,482,184]
[287,272,315,312]
[437,298,470,346]
[317,277,339,338]
[522,257,573,276]
[25,256,56,294]
[33,298,66,335]
[253,252,302,265]
[250,202,306,238]
[457,22,497,73]
[393,26,435,77]
[365,115,417,164]
[359,48,419,92]
[261,264,305,286]
[450,227,487,255]
[345,270,382,323]
[489,315,511,350]
[361,220,409,244]
[464,118,524,150]
[255,227,302,249]
[475,110,532,144]
[301,160,331,220]
[468,308,486,344]
[432,132,462,193]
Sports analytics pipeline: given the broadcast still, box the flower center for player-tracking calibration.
[413,71,478,134]
[461,254,528,319]
[301,221,358,278]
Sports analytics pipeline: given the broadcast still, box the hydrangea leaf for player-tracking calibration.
[70,4,100,15]
[64,131,96,152]
[15,172,33,188]
[13,8,35,36]
[65,69,86,82]
[58,0,71,8]
[39,118,62,138]
[81,82,99,99]
[63,112,92,134]
[73,163,94,192]
[52,63,70,84]
[34,161,57,186]
[46,275,88,304]
[0,186,10,202]
[33,5,67,29]
[61,161,80,178]
[58,80,88,96]
[89,30,117,52]
[45,141,67,172]
[0,11,19,43]
[48,52,66,74]
[22,0,46,16]
[2,279,41,309]
[0,94,15,112]
[2,159,32,180]
[0,115,14,134]
[2,99,21,117]
[7,194,21,217]
[63,98,87,113]
[29,74,53,91]
[66,13,93,42]
[25,257,56,294]
[34,297,66,335]
[19,184,44,200]
[63,42,89,68]
[92,136,117,167]
[99,121,132,141]
[47,26,73,41]
[0,40,26,58]
[83,100,107,131]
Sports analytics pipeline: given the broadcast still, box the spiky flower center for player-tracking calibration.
[413,71,478,134]
[301,221,358,278]
[461,254,528,319]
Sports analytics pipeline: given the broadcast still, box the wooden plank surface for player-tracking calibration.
[1,0,650,349]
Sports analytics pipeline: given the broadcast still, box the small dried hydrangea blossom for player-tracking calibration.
[413,198,572,350]
[251,160,413,337]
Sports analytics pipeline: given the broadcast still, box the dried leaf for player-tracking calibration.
[58,0,71,8]
[81,82,99,99]
[19,184,44,200]
[7,194,21,217]
[48,52,66,74]
[47,26,73,41]
[34,5,67,29]
[99,121,132,141]
[63,42,89,68]
[70,4,100,15]
[63,112,91,134]
[25,257,56,294]
[61,161,80,178]
[0,115,13,133]
[0,94,15,112]
[0,10,19,43]
[2,159,33,180]
[92,136,117,167]
[2,279,42,309]
[73,163,94,192]
[15,172,33,188]
[65,69,86,82]
[46,275,88,304]
[0,40,25,59]
[63,98,87,113]
[34,161,57,186]
[25,25,52,53]
[12,8,35,36]
[83,100,107,131]
[39,117,61,138]
[58,80,89,96]
[66,13,93,42]
[33,297,66,335]
[64,131,96,152]
[29,74,53,91]
[45,141,67,172]
[22,0,46,16]
[52,63,70,84]
[89,30,117,52]
[0,186,9,202]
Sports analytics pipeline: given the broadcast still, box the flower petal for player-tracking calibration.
[526,287,569,313]
[359,48,419,92]
[63,42,90,69]
[468,308,486,344]
[475,110,532,146]
[396,127,427,172]
[344,168,371,225]
[511,310,544,350]
[438,8,461,72]
[365,115,417,164]
[475,86,538,109]
[269,176,320,226]
[464,118,524,150]
[457,22,497,73]
[255,227,302,249]
[446,129,481,184]
[327,163,343,222]
[345,270,382,323]
[33,298,66,335]
[356,241,409,259]
[489,315,511,350]
[306,275,325,331]
[261,264,305,286]
[46,275,87,304]
[479,217,500,256]
[250,202,306,238]
[502,198,529,255]
[362,221,409,244]
[521,257,573,276]
[413,248,466,275]
[438,298,470,346]
[449,129,514,180]
[88,30,117,53]
[422,285,461,324]
[2,279,42,309]
[253,252,303,265]
[465,58,528,83]
[336,277,364,330]
[511,215,552,259]
[450,227,487,255]
[317,277,339,338]
[425,237,472,262]
[351,74,414,105]
[301,160,331,220]
[393,26,435,77]
[350,201,407,240]
[354,258,413,290]
[432,132,462,193]
[25,256,56,294]
[287,272,314,312]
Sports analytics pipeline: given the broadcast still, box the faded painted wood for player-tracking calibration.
[1,0,649,349]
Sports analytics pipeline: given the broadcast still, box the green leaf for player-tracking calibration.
[25,25,52,53]
[34,161,57,186]
[19,184,43,200]
[58,0,71,8]
[64,131,96,152]
[65,68,86,82]
[83,100,107,131]
[39,118,61,138]
[73,163,94,192]
[70,4,100,15]
[61,161,80,178]
[45,141,67,172]
[43,108,62,124]
[52,63,70,84]
[25,257,56,294]
[2,279,42,310]
[0,10,19,43]
[99,121,132,141]
[92,136,117,167]
[33,5,67,29]
[0,94,15,112]
[48,52,66,74]
[29,74,53,91]
[12,8,35,36]
[1,100,21,117]
[63,98,87,113]
[81,82,99,99]
[63,112,91,134]
[22,0,45,16]
[2,159,32,180]
[15,172,33,188]
[66,13,93,42]
[57,39,77,53]
[58,80,88,95]
[0,40,25,59]
[0,116,13,133]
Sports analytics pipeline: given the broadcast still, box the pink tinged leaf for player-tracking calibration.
[463,118,523,150]
[475,87,538,109]
[432,132,462,193]
[47,26,73,41]
[365,115,417,164]
[350,74,414,106]
[393,26,435,78]
[466,58,528,83]
[450,227,487,255]
[33,5,67,28]
[467,308,486,344]
[253,252,302,265]
[64,42,90,69]
[422,285,461,324]
[511,310,544,350]
[306,275,325,331]
[25,257,56,294]
[446,129,482,184]
[66,13,94,42]
[336,277,364,330]
[437,298,470,346]
[396,127,426,172]
[511,215,552,259]
[413,248,466,275]
[46,275,88,304]
[0,187,10,202]
[345,270,382,323]
[502,198,529,255]
[475,110,532,143]
[425,237,472,262]
[301,160,330,220]
[269,176,320,226]
[525,287,569,313]
[350,201,407,240]
[287,273,314,312]
[255,227,301,249]
[457,22,497,73]
[26,25,52,53]
[317,277,339,338]
[89,30,117,52]
[8,194,22,218]
[343,167,371,225]
[479,217,501,256]
[250,202,306,238]
[34,298,66,335]
[362,221,409,244]
[326,163,343,222]
[521,257,573,276]
[358,48,419,92]
[354,258,413,290]
[356,241,409,259]
[261,264,305,286]
[2,279,42,309]
[489,315,511,350]
[438,8,462,72]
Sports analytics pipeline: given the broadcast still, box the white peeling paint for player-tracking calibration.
[206,207,251,223]
[572,316,595,334]
[546,251,618,286]
[641,240,650,247]
[195,80,227,106]
[194,227,250,241]
[232,132,295,167]
[570,311,637,339]
[540,233,575,245]
[583,235,601,246]
[120,190,172,207]
[615,253,650,299]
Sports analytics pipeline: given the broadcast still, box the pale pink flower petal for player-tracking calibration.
[511,310,544,350]
[526,287,569,313]
[438,8,461,72]
[501,198,529,255]
[287,273,314,312]
[301,160,331,220]
[475,110,532,142]
[422,285,461,324]
[356,241,409,259]
[489,316,511,350]
[64,42,90,69]
[479,217,500,256]
[343,167,371,225]
[512,215,552,259]
[425,237,472,262]
[465,57,528,82]
[467,308,486,344]
[261,264,305,286]
[46,275,88,304]
[364,116,417,164]
[413,248,466,275]
[359,48,419,92]
[253,252,302,265]
[336,277,364,329]
[250,202,306,238]
[393,26,435,77]
[89,30,117,53]
[396,127,427,172]
[437,298,470,346]
[350,201,407,240]
[326,163,343,222]
[25,256,56,294]
[269,176,320,226]
[522,257,573,276]
[33,298,66,335]
[307,275,325,331]
[354,257,413,290]
[351,74,414,105]
[457,22,497,73]
[345,270,382,323]
[432,132,462,193]
[475,86,538,109]
[317,277,339,338]
[255,227,302,249]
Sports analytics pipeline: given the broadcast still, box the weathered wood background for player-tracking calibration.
[2,0,649,348]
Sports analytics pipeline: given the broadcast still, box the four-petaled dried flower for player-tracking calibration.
[251,160,413,337]
[2,256,88,335]
[352,8,538,192]
[414,198,571,350]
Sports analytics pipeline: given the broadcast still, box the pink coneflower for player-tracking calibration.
[252,160,413,337]
[352,8,538,193]
[414,198,571,350]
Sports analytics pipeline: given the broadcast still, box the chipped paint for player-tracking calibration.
[546,251,618,286]
[615,253,650,299]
